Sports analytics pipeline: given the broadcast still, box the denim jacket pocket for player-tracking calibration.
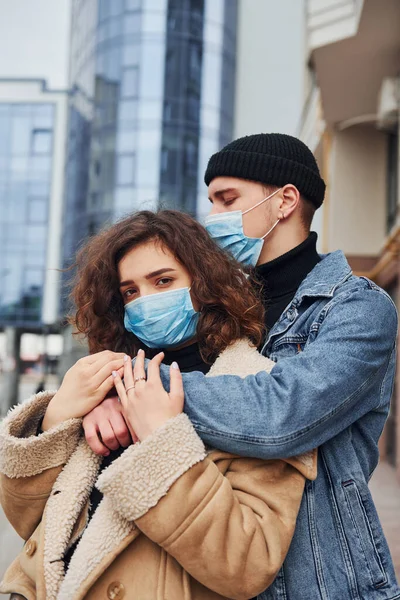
[342,480,387,589]
[269,335,309,361]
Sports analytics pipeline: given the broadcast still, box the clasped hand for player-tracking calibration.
[43,349,184,455]
[111,349,184,443]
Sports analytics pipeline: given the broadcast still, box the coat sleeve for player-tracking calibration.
[97,413,317,599]
[158,287,398,458]
[0,391,82,539]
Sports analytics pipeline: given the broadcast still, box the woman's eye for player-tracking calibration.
[124,288,137,299]
[223,198,236,207]
[157,278,173,287]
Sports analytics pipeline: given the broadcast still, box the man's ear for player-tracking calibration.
[279,185,301,219]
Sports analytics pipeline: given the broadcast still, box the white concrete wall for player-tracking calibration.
[0,0,71,89]
[234,0,305,137]
[327,126,387,254]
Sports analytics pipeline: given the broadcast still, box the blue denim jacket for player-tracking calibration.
[159,250,400,600]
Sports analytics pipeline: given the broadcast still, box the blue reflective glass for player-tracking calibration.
[11,118,31,155]
[117,154,135,185]
[33,104,54,128]
[121,68,139,97]
[125,0,141,11]
[122,44,140,66]
[124,13,140,33]
[32,130,52,155]
[118,100,138,123]
[28,199,48,223]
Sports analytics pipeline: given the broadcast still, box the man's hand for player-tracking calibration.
[83,395,135,456]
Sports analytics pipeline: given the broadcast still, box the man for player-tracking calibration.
[84,134,399,599]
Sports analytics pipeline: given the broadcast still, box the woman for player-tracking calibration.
[0,210,317,600]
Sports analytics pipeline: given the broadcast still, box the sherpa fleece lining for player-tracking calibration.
[97,413,207,521]
[0,391,82,478]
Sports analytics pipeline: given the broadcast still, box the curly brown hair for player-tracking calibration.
[69,210,265,363]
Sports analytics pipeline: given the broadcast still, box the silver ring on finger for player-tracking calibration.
[134,376,146,384]
[125,385,135,393]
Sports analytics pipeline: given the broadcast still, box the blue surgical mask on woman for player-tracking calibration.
[124,286,199,348]
[204,188,282,266]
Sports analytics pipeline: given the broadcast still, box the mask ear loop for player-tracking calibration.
[261,218,280,239]
[242,187,283,215]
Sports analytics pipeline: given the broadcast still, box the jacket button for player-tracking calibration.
[286,308,296,321]
[107,581,125,600]
[25,539,37,557]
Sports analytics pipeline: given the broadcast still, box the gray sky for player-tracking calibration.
[0,0,71,89]
[235,0,305,137]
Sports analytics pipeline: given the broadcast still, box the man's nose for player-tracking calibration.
[208,204,226,215]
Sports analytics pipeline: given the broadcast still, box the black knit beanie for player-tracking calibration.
[204,133,326,209]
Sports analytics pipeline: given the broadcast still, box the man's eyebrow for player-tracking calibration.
[208,188,239,202]
[119,268,177,288]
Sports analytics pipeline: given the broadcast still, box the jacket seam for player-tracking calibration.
[160,472,223,548]
[1,485,53,501]
[377,343,397,410]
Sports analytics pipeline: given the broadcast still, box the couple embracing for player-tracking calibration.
[0,133,399,600]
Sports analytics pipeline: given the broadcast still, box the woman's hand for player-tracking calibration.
[112,349,184,441]
[83,395,137,456]
[42,350,127,431]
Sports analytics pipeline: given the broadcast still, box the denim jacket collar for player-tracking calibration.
[263,251,353,351]
[292,250,352,306]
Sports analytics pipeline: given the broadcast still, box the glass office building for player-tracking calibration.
[0,102,54,327]
[63,0,238,269]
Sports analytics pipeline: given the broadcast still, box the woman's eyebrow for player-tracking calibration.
[119,268,176,288]
[145,268,177,280]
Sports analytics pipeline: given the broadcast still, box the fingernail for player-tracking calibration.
[123,355,128,362]
[171,361,179,370]
[112,370,117,378]
[138,349,144,356]
[104,451,110,457]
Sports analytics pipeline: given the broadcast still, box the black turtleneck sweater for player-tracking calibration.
[255,232,320,332]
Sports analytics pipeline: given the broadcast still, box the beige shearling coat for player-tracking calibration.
[0,340,317,600]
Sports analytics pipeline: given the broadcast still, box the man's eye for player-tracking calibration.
[223,198,236,206]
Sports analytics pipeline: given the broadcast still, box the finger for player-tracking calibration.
[109,411,132,448]
[93,358,125,389]
[98,420,120,451]
[82,421,110,456]
[169,361,184,404]
[87,350,126,372]
[120,407,139,443]
[147,352,165,384]
[133,349,147,384]
[97,369,124,404]
[123,354,135,391]
[111,370,129,412]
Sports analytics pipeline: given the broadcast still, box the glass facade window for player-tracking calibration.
[32,129,53,155]
[122,68,139,97]
[63,0,237,310]
[0,103,54,327]
[124,13,141,34]
[117,154,136,185]
[125,0,141,11]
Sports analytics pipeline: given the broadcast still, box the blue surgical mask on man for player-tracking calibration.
[205,187,282,266]
[124,286,199,348]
